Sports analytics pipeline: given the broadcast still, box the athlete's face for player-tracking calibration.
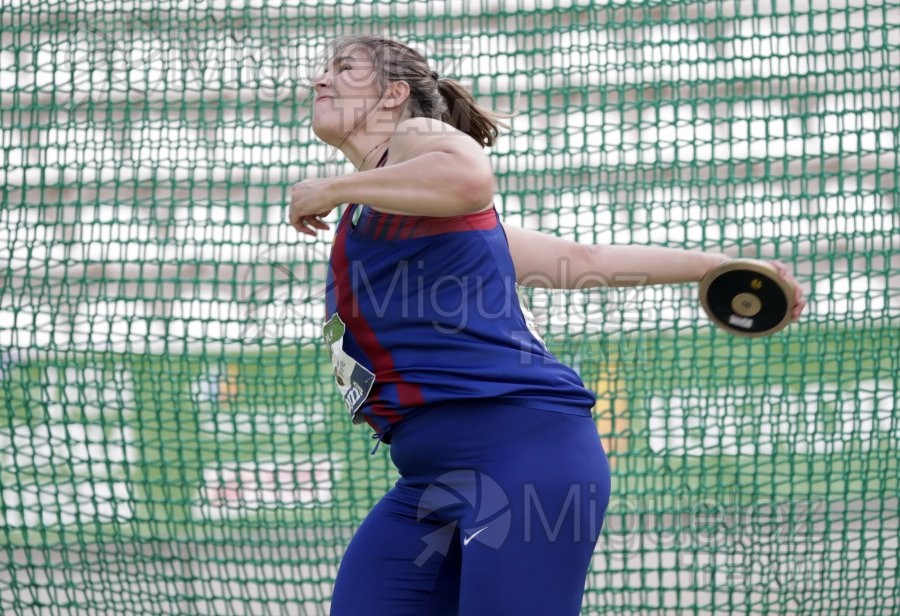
[312,48,383,146]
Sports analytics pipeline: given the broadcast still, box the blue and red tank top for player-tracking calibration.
[323,153,596,436]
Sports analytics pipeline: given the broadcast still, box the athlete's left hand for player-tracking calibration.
[289,178,338,236]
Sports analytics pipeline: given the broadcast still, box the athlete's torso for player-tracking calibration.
[324,166,595,435]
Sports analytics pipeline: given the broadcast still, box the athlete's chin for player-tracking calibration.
[311,121,343,148]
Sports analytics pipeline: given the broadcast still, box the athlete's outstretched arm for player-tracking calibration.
[289,117,494,234]
[503,224,729,287]
[504,224,806,319]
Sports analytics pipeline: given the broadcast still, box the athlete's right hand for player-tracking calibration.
[289,177,337,236]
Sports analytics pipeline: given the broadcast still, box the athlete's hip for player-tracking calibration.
[387,399,607,485]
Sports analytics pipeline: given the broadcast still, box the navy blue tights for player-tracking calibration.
[330,401,611,615]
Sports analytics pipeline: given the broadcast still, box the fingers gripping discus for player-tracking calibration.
[699,259,794,337]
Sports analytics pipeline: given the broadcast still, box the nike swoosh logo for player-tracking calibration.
[463,527,488,546]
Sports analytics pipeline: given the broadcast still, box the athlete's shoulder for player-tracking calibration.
[394,116,458,137]
[388,117,483,165]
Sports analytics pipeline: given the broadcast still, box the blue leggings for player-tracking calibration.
[330,401,611,615]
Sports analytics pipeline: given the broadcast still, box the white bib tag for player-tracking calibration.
[323,314,375,423]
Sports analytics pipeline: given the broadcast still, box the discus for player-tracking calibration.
[699,259,794,337]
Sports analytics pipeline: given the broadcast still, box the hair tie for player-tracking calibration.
[430,70,439,81]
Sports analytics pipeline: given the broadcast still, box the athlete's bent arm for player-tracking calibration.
[289,117,495,234]
[329,117,495,216]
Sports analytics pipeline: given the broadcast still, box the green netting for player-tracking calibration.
[1,0,898,614]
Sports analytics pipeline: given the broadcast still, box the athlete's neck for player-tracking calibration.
[357,139,389,171]
[340,135,392,171]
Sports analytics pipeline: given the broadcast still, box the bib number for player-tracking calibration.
[323,314,375,422]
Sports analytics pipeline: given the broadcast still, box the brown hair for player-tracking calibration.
[323,35,508,148]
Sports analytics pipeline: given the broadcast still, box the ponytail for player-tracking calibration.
[436,78,509,148]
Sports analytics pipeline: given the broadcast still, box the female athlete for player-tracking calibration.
[288,35,805,616]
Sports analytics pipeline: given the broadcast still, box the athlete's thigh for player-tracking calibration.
[330,486,461,616]
[457,413,610,616]
[457,506,600,616]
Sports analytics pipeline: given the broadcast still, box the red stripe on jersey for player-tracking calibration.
[355,208,498,240]
[383,214,404,241]
[371,213,389,240]
[331,214,425,421]
[398,217,420,240]
[407,208,497,238]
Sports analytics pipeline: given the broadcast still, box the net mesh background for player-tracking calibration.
[1,1,898,614]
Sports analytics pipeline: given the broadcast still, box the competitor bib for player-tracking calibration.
[322,314,375,423]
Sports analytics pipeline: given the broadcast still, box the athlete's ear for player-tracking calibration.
[383,80,411,110]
